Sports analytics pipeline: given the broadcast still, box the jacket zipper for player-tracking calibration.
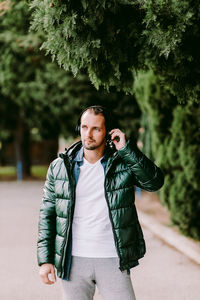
[60,156,76,278]
[104,155,122,270]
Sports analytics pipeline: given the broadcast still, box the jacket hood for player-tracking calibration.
[59,140,82,160]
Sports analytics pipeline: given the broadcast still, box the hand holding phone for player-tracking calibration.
[109,129,126,150]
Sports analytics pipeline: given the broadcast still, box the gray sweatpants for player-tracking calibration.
[61,256,136,300]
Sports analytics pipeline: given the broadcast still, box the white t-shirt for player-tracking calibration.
[72,157,118,257]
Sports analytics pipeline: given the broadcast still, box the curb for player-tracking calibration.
[138,210,200,266]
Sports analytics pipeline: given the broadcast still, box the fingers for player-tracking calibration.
[109,128,124,139]
[109,128,121,136]
[40,271,52,285]
[39,264,56,285]
[109,129,126,150]
[41,274,53,285]
[51,266,56,283]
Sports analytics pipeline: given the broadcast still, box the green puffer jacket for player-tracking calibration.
[37,139,164,279]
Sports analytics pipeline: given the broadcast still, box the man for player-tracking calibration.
[37,105,164,300]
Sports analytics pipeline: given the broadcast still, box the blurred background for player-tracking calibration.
[0,1,200,299]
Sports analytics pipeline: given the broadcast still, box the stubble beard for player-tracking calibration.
[84,145,98,150]
[83,139,106,151]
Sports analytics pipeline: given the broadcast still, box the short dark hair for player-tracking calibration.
[76,105,113,135]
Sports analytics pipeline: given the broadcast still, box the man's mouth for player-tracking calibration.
[85,139,95,143]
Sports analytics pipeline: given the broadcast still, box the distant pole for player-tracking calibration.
[17,161,22,181]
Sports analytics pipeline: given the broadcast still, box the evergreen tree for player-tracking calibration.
[30,0,144,93]
[0,0,141,176]
[134,71,200,240]
[166,103,200,239]
[139,0,200,102]
[30,0,200,102]
[0,0,71,176]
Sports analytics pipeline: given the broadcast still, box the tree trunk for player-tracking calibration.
[0,140,6,166]
[14,115,31,179]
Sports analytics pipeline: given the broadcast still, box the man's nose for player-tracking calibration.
[86,129,92,138]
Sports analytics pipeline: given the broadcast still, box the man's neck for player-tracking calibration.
[83,147,105,164]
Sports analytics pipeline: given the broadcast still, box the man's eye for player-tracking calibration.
[94,128,100,131]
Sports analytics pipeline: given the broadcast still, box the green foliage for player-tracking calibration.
[168,171,200,240]
[163,103,200,223]
[168,103,200,191]
[30,0,144,93]
[30,0,200,102]
[159,173,173,209]
[114,96,141,139]
[0,0,141,145]
[140,0,200,102]
[0,0,62,138]
[135,70,200,240]
[134,70,177,165]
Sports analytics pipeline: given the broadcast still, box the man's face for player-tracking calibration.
[80,110,106,150]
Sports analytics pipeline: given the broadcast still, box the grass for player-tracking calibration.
[0,165,48,181]
[31,165,48,179]
[0,166,16,176]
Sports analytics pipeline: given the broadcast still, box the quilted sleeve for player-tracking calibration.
[118,139,164,192]
[37,162,56,266]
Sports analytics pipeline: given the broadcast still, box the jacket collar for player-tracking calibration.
[74,146,84,162]
[60,140,117,162]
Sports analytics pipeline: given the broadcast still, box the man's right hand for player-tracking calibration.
[39,263,56,285]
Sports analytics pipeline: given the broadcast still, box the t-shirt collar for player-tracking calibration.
[74,146,109,164]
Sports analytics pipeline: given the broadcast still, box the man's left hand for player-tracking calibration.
[109,129,126,150]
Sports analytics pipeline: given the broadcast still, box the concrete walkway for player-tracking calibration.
[0,181,200,300]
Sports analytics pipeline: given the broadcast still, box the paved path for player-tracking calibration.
[0,182,200,300]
